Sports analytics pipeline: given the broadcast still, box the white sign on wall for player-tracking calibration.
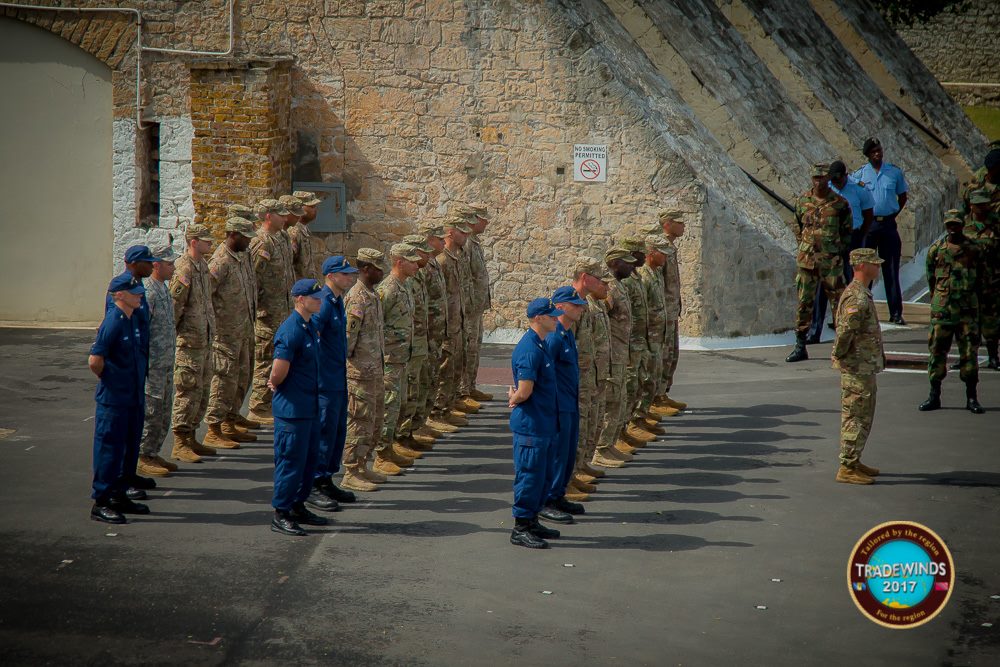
[573,144,607,182]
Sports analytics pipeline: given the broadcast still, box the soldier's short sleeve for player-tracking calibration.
[170,268,191,326]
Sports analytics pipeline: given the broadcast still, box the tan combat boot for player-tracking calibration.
[393,440,422,460]
[615,438,638,455]
[188,434,218,457]
[625,422,656,443]
[581,462,606,478]
[836,465,874,485]
[640,417,666,434]
[412,429,437,445]
[426,416,458,433]
[650,400,680,417]
[399,435,432,452]
[171,431,202,463]
[223,420,257,443]
[661,394,687,410]
[470,388,494,402]
[154,455,179,472]
[621,431,648,449]
[855,461,880,477]
[572,475,597,493]
[592,450,625,469]
[246,409,274,426]
[373,455,403,476]
[575,470,598,484]
[204,423,240,449]
[452,399,478,414]
[564,487,590,502]
[445,412,468,427]
[360,462,388,483]
[235,413,260,430]
[342,468,378,492]
[137,455,170,477]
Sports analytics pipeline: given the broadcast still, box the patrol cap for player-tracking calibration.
[657,208,684,222]
[450,202,476,219]
[810,163,830,178]
[259,198,290,216]
[149,243,177,263]
[185,223,214,242]
[944,209,964,226]
[292,190,322,206]
[862,137,882,156]
[124,245,159,263]
[291,278,323,298]
[468,202,490,219]
[616,237,644,252]
[605,247,637,263]
[390,243,421,262]
[574,256,610,280]
[108,273,145,294]
[419,221,446,238]
[645,234,671,252]
[969,189,992,205]
[443,215,473,233]
[322,255,359,275]
[526,297,563,319]
[983,149,1000,170]
[224,217,255,238]
[402,234,433,252]
[279,195,305,216]
[551,286,586,306]
[227,204,255,220]
[849,247,884,266]
[356,247,385,265]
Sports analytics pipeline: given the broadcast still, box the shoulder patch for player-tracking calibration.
[259,250,270,260]
[177,273,190,287]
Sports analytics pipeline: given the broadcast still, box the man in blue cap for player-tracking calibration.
[88,274,152,523]
[507,297,563,549]
[307,256,360,511]
[268,278,328,536]
[540,286,588,524]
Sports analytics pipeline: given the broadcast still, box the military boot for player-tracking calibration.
[188,435,218,457]
[785,334,808,363]
[836,465,874,485]
[171,431,203,463]
[987,341,1000,370]
[426,416,458,433]
[614,438,638,455]
[624,422,655,443]
[444,412,468,427]
[400,434,432,452]
[855,461,880,477]
[203,423,240,449]
[412,426,438,444]
[451,399,476,414]
[966,383,985,414]
[640,417,666,434]
[246,409,274,426]
[341,469,378,492]
[235,414,260,429]
[154,455,179,472]
[918,381,942,411]
[393,441,423,460]
[592,450,625,469]
[580,462,606,478]
[571,475,597,494]
[574,470,597,484]
[460,395,482,411]
[661,394,687,410]
[650,403,680,417]
[564,487,591,502]
[373,455,403,476]
[223,419,257,443]
[470,388,494,401]
[137,455,170,477]
[510,518,549,549]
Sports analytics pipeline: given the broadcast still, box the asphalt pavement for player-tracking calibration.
[0,327,998,666]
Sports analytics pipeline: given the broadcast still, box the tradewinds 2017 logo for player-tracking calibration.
[847,521,955,629]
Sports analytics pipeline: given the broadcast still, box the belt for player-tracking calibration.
[874,214,897,223]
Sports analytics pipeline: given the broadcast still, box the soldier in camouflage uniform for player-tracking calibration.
[832,247,886,485]
[919,211,986,414]
[462,202,494,403]
[170,224,218,462]
[205,218,257,448]
[289,191,321,280]
[376,243,422,476]
[958,148,1000,218]
[227,203,261,431]
[964,190,1000,369]
[786,164,852,363]
[248,199,294,423]
[418,222,454,437]
[653,210,687,412]
[639,235,669,421]
[137,244,178,477]
[343,248,387,492]
[450,205,482,416]
[593,248,636,469]
[396,234,433,452]
[433,216,473,427]
[615,237,657,452]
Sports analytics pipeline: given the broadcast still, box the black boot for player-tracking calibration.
[318,479,357,504]
[987,341,999,370]
[510,518,548,549]
[785,334,809,363]
[918,381,942,411]
[966,383,985,414]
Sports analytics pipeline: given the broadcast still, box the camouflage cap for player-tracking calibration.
[184,222,214,242]
[810,163,830,177]
[292,190,322,206]
[574,256,610,280]
[644,233,671,252]
[259,198,290,215]
[390,243,421,262]
[402,234,433,252]
[849,247,884,266]
[150,242,177,262]
[616,236,644,252]
[419,221,446,238]
[443,215,473,233]
[225,217,255,238]
[605,247,637,263]
[450,202,476,219]
[657,208,684,222]
[356,247,385,265]
[227,204,255,220]
[468,201,490,219]
[969,189,992,205]
[944,209,964,226]
[278,194,305,216]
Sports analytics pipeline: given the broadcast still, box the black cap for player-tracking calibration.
[862,137,882,157]
[829,160,847,177]
[984,149,1000,170]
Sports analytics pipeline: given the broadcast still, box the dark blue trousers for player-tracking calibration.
[547,411,579,503]
[809,229,866,339]
[273,416,320,512]
[866,217,903,319]
[91,403,143,501]
[512,434,554,519]
[315,390,347,481]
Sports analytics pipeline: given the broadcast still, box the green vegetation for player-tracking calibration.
[963,106,1000,141]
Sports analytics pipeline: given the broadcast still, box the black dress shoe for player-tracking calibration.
[528,519,561,539]
[90,503,127,524]
[127,475,157,490]
[803,334,821,346]
[967,398,985,414]
[539,505,575,524]
[305,490,340,512]
[891,316,907,326]
[125,487,148,501]
[323,483,357,504]
[552,497,585,515]
[271,512,307,536]
[510,527,548,549]
[290,504,329,526]
[109,497,150,514]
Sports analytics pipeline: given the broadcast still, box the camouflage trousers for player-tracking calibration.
[420,339,444,425]
[980,291,1000,343]
[625,346,649,418]
[928,321,980,384]
[140,370,174,457]
[662,319,679,393]
[839,372,877,468]
[397,354,427,439]
[381,362,409,452]
[795,263,845,335]
[596,363,628,455]
[205,334,252,425]
[250,324,278,414]
[575,368,604,470]
[345,376,384,468]
[641,342,664,411]
[171,345,212,434]
[434,332,465,413]
[461,311,485,395]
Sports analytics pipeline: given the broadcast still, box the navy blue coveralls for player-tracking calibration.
[544,321,579,503]
[312,285,349,483]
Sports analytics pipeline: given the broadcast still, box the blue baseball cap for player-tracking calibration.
[322,255,359,275]
[108,274,145,294]
[290,278,323,298]
[551,286,586,306]
[124,245,159,263]
[526,297,563,318]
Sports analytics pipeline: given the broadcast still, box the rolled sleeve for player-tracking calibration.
[273,329,297,362]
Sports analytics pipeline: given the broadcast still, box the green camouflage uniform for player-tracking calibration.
[661,237,682,393]
[596,275,632,457]
[793,190,851,335]
[139,275,176,456]
[170,250,215,434]
[959,169,1000,218]
[926,234,983,383]
[623,271,649,418]
[421,253,448,426]
[832,280,884,468]
[378,273,414,451]
[639,261,667,410]
[962,213,1000,347]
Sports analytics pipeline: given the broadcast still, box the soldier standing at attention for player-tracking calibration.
[652,210,688,413]
[418,222,456,438]
[170,224,218,463]
[268,279,328,536]
[617,237,656,452]
[289,191,322,280]
[227,202,263,433]
[433,217,473,428]
[964,190,1000,370]
[342,248,387,493]
[396,234,434,453]
[507,297,563,549]
[919,211,986,414]
[832,248,886,485]
[137,244,178,478]
[205,218,258,449]
[959,149,1000,217]
[786,164,851,363]
[463,202,494,404]
[638,235,669,425]
[248,199,294,424]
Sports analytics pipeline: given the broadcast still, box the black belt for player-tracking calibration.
[874,214,897,223]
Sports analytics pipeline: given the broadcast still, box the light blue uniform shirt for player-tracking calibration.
[851,162,908,217]
[831,180,875,230]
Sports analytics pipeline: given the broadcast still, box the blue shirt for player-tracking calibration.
[509,328,559,437]
[830,180,875,231]
[272,310,320,419]
[544,321,579,413]
[105,269,150,357]
[851,162,908,217]
[312,285,348,393]
[90,305,147,407]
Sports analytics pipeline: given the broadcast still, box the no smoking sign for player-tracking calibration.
[573,144,607,182]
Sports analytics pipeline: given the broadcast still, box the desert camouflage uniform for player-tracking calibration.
[206,243,256,425]
[420,253,449,425]
[398,269,428,439]
[926,235,983,383]
[378,274,413,451]
[170,252,215,433]
[623,271,649,417]
[288,222,316,281]
[575,295,611,470]
[596,276,632,458]
[435,245,466,413]
[139,276,176,456]
[249,228,294,414]
[661,238,682,393]
[639,263,667,410]
[462,234,491,394]
[344,280,385,470]
[793,190,851,335]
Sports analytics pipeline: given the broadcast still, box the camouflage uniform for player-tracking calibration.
[959,168,1000,218]
[639,256,668,411]
[170,242,216,434]
[434,242,467,414]
[661,235,682,394]
[420,230,449,426]
[378,271,415,451]
[398,237,431,439]
[463,233,491,394]
[139,273,176,456]
[793,188,851,335]
[288,222,316,281]
[249,223,294,415]
[926,232,983,384]
[595,266,632,459]
[622,267,649,418]
[962,202,1000,359]
[832,275,884,468]
[344,270,385,473]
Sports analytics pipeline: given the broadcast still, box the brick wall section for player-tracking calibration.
[189,59,292,236]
